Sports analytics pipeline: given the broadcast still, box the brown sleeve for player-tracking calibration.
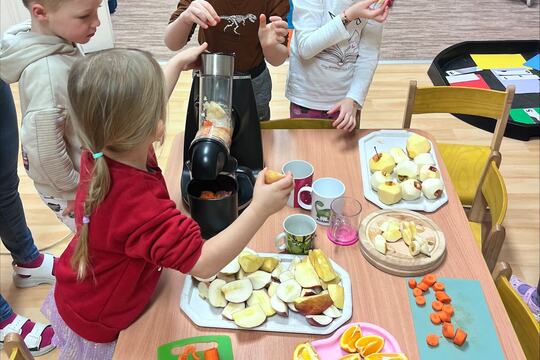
[168,0,198,43]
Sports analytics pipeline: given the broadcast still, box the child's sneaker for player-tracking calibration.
[510,275,540,321]
[0,313,56,356]
[12,253,57,288]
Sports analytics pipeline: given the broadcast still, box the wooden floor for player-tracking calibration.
[1,63,538,360]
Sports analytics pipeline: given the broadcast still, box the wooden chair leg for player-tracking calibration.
[492,260,512,281]
[402,80,417,129]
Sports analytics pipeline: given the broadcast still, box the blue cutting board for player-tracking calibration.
[407,277,504,359]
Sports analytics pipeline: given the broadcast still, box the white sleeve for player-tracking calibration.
[346,21,383,106]
[293,0,351,60]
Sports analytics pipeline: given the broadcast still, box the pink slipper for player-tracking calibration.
[12,253,56,288]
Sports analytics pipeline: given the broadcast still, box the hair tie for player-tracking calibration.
[92,152,104,160]
[82,216,90,224]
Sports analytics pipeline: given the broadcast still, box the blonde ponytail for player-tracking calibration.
[67,48,167,280]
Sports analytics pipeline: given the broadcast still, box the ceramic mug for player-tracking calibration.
[282,160,314,208]
[297,178,346,225]
[275,214,317,254]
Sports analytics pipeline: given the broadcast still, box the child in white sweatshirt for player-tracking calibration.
[286,0,389,131]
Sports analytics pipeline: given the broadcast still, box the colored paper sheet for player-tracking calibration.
[449,73,490,89]
[510,108,540,125]
[471,54,529,70]
[493,71,540,94]
[407,278,504,360]
[524,54,540,71]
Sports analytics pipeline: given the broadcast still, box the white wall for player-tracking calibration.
[1,0,30,36]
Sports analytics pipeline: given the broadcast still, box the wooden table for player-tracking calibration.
[114,129,524,359]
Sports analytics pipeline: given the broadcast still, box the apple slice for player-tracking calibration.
[221,302,245,320]
[271,262,287,280]
[217,272,236,283]
[208,279,227,308]
[288,303,298,312]
[308,249,338,282]
[270,294,289,317]
[197,282,209,300]
[306,315,333,327]
[237,268,247,280]
[276,279,302,303]
[260,257,280,272]
[328,284,345,309]
[294,261,321,288]
[232,304,267,328]
[247,290,275,316]
[247,271,272,290]
[220,256,240,275]
[193,275,216,282]
[238,254,265,273]
[267,282,279,297]
[301,288,317,297]
[278,270,294,283]
[322,305,342,318]
[221,279,253,303]
[288,257,302,273]
[294,293,333,315]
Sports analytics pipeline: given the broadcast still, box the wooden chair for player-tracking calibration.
[492,262,540,359]
[468,160,508,271]
[2,333,34,360]
[402,80,515,222]
[260,117,360,130]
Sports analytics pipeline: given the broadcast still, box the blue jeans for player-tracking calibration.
[0,80,39,322]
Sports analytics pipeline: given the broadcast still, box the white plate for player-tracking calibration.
[358,129,449,212]
[179,253,352,335]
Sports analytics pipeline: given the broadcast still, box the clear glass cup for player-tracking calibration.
[327,197,362,246]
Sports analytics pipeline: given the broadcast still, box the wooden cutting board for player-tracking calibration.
[359,209,446,276]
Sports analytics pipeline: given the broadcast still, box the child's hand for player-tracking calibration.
[179,0,220,29]
[172,42,208,71]
[345,0,389,23]
[251,168,293,218]
[328,98,360,132]
[258,14,289,49]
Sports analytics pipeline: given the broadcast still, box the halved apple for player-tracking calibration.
[208,279,227,308]
[278,270,294,283]
[260,257,280,272]
[221,279,253,303]
[294,293,333,315]
[265,169,285,184]
[221,302,245,321]
[232,304,267,328]
[197,282,209,300]
[323,305,342,318]
[276,279,302,303]
[294,261,321,288]
[247,290,275,316]
[238,254,264,273]
[306,315,333,327]
[220,256,240,275]
[308,249,338,282]
[247,270,272,290]
[327,284,345,309]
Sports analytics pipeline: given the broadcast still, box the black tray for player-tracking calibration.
[428,40,540,141]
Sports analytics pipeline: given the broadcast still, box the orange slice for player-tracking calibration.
[355,335,385,357]
[338,354,361,360]
[293,342,319,360]
[365,353,408,360]
[339,325,363,353]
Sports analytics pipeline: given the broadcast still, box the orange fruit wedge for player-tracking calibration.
[355,335,385,357]
[364,353,408,360]
[338,354,361,360]
[293,342,319,360]
[339,325,363,353]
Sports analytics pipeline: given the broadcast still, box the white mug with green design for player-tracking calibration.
[297,178,346,225]
[275,214,317,255]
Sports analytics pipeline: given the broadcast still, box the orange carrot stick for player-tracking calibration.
[415,295,426,306]
[442,304,454,317]
[453,328,468,346]
[442,322,455,339]
[433,282,445,292]
[422,274,437,286]
[413,288,423,297]
[408,278,417,289]
[204,348,220,360]
[417,282,429,292]
[426,334,439,347]
[430,312,441,325]
[432,300,443,311]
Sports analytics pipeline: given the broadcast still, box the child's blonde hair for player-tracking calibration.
[67,48,167,280]
[22,0,66,10]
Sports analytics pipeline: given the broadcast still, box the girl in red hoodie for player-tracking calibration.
[41,48,293,359]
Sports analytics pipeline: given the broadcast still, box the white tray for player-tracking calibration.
[179,253,352,335]
[358,130,449,212]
